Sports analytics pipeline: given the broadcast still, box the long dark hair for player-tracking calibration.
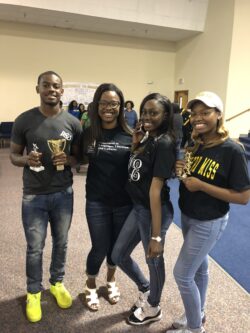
[139,93,175,140]
[85,83,132,147]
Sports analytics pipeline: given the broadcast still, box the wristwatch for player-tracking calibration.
[151,236,162,242]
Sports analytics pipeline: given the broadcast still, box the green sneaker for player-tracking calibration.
[26,292,42,322]
[50,282,72,308]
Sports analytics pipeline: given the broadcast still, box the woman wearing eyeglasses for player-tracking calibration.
[166,92,250,333]
[81,83,136,311]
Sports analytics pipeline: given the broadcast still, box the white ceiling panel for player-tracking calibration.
[0,1,209,41]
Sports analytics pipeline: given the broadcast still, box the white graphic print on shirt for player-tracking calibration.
[128,155,142,181]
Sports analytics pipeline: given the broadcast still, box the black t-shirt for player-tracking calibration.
[126,135,175,208]
[85,126,132,207]
[179,139,250,220]
[11,107,82,194]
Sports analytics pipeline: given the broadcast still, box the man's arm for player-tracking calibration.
[66,144,81,167]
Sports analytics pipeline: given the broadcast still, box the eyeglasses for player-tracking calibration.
[190,109,215,118]
[98,100,120,109]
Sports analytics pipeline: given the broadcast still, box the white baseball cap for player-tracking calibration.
[187,91,223,113]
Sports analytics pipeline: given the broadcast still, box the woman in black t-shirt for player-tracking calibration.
[82,83,133,311]
[166,92,250,333]
[112,93,176,326]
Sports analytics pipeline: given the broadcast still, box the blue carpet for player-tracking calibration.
[168,164,250,293]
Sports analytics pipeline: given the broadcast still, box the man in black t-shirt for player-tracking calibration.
[10,71,82,323]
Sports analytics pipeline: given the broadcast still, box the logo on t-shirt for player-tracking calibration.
[192,156,219,180]
[128,155,142,181]
[60,130,72,141]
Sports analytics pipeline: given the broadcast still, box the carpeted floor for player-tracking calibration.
[0,148,249,333]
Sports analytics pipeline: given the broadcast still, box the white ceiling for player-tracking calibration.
[0,2,207,42]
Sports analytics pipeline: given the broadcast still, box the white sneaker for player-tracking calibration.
[128,300,162,325]
[172,312,206,329]
[130,289,150,312]
[166,327,206,333]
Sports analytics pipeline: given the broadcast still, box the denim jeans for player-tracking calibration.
[22,187,73,293]
[85,200,132,277]
[173,212,228,329]
[112,201,173,307]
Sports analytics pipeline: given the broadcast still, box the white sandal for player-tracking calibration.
[107,281,120,304]
[84,284,99,311]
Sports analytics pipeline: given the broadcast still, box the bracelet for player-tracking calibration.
[151,236,162,242]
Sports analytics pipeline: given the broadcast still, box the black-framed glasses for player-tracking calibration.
[98,100,120,109]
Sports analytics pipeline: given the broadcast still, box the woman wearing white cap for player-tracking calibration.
[166,91,250,333]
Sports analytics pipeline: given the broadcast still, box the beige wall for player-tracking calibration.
[225,0,250,137]
[175,0,234,108]
[175,0,250,138]
[0,21,175,121]
[1,1,249,138]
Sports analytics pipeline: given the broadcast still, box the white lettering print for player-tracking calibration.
[129,156,142,181]
[60,131,72,141]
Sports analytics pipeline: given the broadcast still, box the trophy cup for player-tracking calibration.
[47,139,66,171]
[178,151,192,179]
[30,143,45,172]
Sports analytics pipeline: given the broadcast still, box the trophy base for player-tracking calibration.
[30,166,45,172]
[56,164,64,171]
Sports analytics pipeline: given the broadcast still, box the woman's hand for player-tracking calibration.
[132,121,145,144]
[147,239,163,258]
[182,176,204,192]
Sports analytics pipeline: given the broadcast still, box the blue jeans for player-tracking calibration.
[22,187,73,293]
[112,201,173,307]
[173,213,228,329]
[85,200,132,277]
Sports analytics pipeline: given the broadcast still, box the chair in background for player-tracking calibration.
[0,122,13,148]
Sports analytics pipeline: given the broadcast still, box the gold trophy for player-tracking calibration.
[178,151,192,179]
[47,139,66,171]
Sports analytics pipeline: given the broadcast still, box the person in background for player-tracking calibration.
[82,83,133,311]
[81,102,92,130]
[112,93,176,326]
[10,71,82,323]
[124,100,138,129]
[166,91,250,333]
[78,103,86,121]
[180,108,192,148]
[172,103,183,159]
[68,100,80,119]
